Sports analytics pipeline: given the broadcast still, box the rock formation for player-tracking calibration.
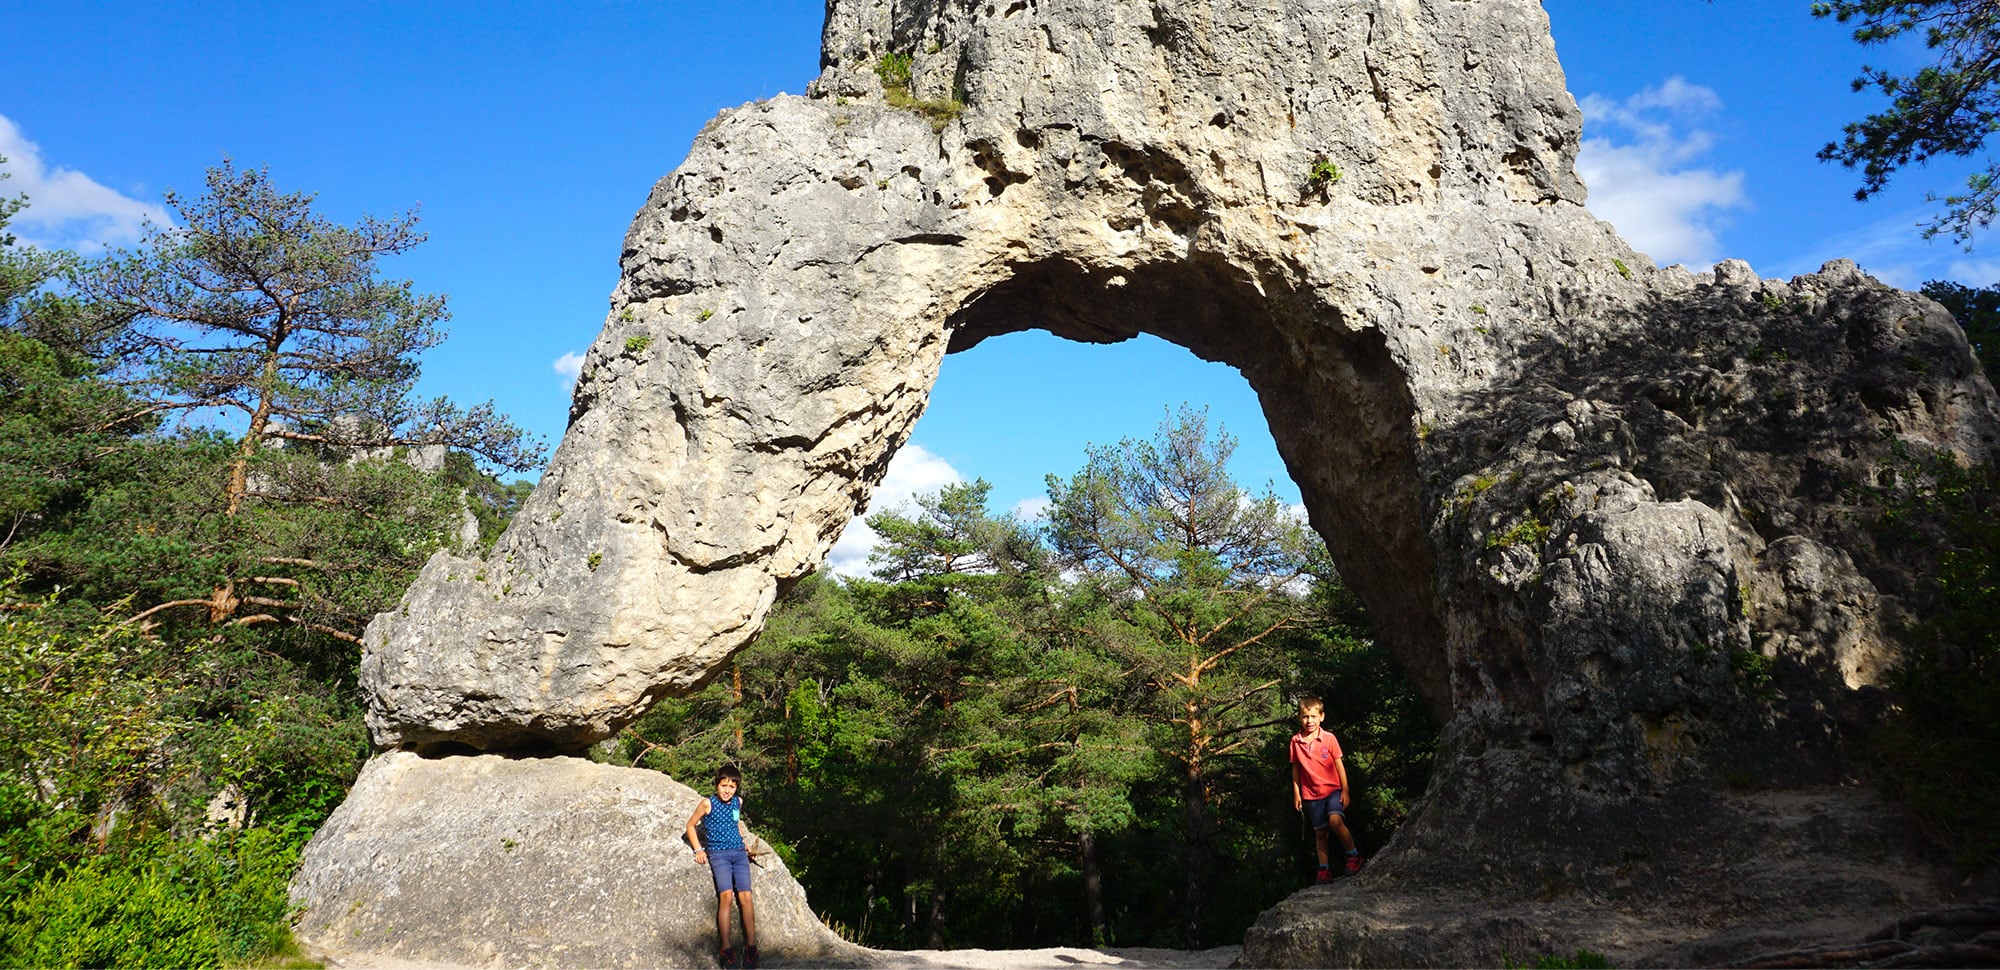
[290,752,859,967]
[306,0,2000,963]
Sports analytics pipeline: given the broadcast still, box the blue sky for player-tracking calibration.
[5,1,1994,574]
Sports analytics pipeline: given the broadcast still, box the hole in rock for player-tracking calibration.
[616,266,1443,950]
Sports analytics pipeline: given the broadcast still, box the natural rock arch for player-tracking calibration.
[944,254,1447,710]
[318,0,1998,963]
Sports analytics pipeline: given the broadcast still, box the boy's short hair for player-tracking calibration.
[716,765,743,784]
[1297,696,1325,714]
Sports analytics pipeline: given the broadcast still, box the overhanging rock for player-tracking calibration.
[353,0,1995,931]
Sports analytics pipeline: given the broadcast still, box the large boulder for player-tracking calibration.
[289,752,859,968]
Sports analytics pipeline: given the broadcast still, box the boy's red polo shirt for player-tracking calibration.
[1289,728,1344,800]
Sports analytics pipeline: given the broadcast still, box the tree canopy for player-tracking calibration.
[0,163,545,965]
[1813,0,2000,245]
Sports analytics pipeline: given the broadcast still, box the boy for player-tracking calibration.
[687,766,762,969]
[1289,696,1361,882]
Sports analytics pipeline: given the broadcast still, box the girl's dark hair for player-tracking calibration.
[716,765,743,784]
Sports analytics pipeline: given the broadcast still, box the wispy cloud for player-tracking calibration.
[824,443,964,578]
[1576,77,1747,269]
[1776,204,1987,290]
[0,114,168,251]
[553,351,586,385]
[1947,257,2000,287]
[1012,496,1050,522]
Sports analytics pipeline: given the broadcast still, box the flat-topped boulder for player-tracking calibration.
[290,752,858,968]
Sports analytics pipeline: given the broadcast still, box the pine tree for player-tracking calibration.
[1044,405,1314,946]
[63,161,544,645]
[1814,0,2000,244]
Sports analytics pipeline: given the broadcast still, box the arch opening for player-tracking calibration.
[939,257,1450,717]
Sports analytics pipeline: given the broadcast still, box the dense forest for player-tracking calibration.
[2,158,1997,966]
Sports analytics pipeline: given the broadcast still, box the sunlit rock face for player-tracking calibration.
[357,0,1994,914]
[289,752,855,968]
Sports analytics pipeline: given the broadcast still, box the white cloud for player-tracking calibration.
[824,443,964,578]
[1575,78,1747,269]
[1782,205,1947,289]
[1947,257,2000,287]
[0,114,168,251]
[1012,496,1051,522]
[553,351,586,384]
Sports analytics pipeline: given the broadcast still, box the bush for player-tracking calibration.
[0,828,311,969]
[1866,451,2000,867]
[2,855,221,968]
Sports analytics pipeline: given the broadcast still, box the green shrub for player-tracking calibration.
[0,828,312,969]
[1862,451,2000,865]
[3,856,221,968]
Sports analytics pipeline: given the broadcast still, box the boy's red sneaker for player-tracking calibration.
[744,945,760,969]
[719,946,739,969]
[1344,853,1362,875]
[1314,866,1332,884]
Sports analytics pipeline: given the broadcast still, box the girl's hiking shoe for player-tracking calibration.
[1314,865,1333,884]
[1345,853,1363,875]
[744,945,760,969]
[719,946,738,968]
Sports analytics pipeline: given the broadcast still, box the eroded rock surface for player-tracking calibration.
[290,752,857,968]
[1243,785,1957,967]
[340,0,1999,962]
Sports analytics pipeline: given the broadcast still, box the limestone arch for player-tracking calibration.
[309,2,2000,962]
[939,255,1449,714]
[352,0,1999,882]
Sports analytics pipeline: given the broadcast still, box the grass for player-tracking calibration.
[876,53,964,131]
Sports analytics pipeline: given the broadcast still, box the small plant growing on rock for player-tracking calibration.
[876,52,913,89]
[587,551,603,571]
[1505,950,1612,970]
[1485,515,1551,550]
[1470,305,1488,315]
[696,308,714,322]
[1303,155,1343,201]
[624,335,652,354]
[875,52,964,131]
[1613,258,1631,279]
[1730,649,1776,696]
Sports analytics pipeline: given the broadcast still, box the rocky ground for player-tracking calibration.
[309,944,1244,970]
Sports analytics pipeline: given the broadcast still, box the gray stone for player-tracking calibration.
[338,0,2000,962]
[290,752,859,968]
[1244,785,1956,968]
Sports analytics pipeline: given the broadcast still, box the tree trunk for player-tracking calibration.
[224,337,283,517]
[1081,823,1108,946]
[731,666,744,752]
[927,831,947,947]
[1182,758,1210,948]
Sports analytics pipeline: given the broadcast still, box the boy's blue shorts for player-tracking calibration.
[708,848,753,893]
[1304,792,1346,831]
